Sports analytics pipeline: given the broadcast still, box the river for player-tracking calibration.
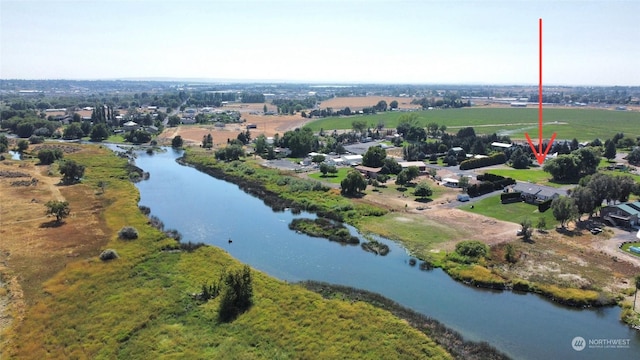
[129,147,639,359]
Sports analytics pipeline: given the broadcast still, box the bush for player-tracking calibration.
[455,240,488,259]
[118,226,139,240]
[459,153,507,170]
[219,266,254,322]
[99,249,119,261]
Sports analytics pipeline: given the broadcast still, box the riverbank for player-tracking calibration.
[180,147,639,315]
[1,144,453,359]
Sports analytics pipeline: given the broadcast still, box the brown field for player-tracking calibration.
[0,145,110,340]
[319,96,422,110]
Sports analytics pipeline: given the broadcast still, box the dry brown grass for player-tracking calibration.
[0,147,110,348]
[319,96,422,110]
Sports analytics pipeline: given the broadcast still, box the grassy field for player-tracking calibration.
[358,213,463,257]
[482,168,567,187]
[304,108,640,141]
[3,145,451,359]
[307,167,351,184]
[460,194,558,229]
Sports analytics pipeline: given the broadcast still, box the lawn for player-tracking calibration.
[460,194,558,229]
[482,168,569,187]
[308,167,351,184]
[304,108,640,141]
[621,242,640,258]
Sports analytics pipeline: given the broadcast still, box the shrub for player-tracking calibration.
[455,240,488,259]
[118,226,139,240]
[99,249,119,261]
[459,153,507,170]
[219,266,254,322]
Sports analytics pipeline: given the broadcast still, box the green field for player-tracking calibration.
[304,108,640,141]
[460,194,558,229]
[307,167,351,183]
[483,168,568,187]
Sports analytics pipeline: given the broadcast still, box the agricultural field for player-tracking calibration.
[304,107,640,141]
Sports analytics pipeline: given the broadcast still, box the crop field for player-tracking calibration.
[304,107,640,141]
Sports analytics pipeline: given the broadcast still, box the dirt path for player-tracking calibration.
[593,228,640,268]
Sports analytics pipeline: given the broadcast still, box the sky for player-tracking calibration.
[1,0,638,86]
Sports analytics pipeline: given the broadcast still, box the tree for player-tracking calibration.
[551,196,578,228]
[63,123,84,139]
[37,148,63,165]
[126,129,152,144]
[571,186,596,220]
[351,119,367,135]
[395,170,409,187]
[414,181,433,199]
[604,139,617,161]
[405,166,420,183]
[543,154,579,182]
[374,100,387,112]
[59,159,85,184]
[381,158,402,175]
[340,170,367,196]
[218,266,254,322]
[215,144,244,161]
[362,146,386,168]
[510,147,530,169]
[396,113,419,136]
[536,217,547,231]
[263,104,268,113]
[202,134,213,148]
[44,200,70,223]
[389,100,398,109]
[311,154,325,164]
[427,122,439,137]
[168,115,181,127]
[90,123,110,142]
[171,135,184,148]
[519,218,533,241]
[16,139,29,153]
[626,148,640,165]
[254,134,267,155]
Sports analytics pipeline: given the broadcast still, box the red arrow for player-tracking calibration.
[525,18,556,165]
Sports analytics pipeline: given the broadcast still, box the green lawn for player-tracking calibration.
[621,242,640,258]
[482,168,570,187]
[460,194,558,229]
[304,108,640,141]
[308,167,351,184]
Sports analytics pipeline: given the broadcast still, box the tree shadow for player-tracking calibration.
[396,187,408,192]
[40,220,63,228]
[415,198,433,203]
[555,227,583,237]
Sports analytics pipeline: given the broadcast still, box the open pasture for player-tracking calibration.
[305,107,640,141]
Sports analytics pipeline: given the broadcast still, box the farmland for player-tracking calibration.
[304,107,640,141]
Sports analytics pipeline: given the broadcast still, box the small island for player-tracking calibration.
[289,218,360,244]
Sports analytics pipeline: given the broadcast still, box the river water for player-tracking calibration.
[130,147,639,359]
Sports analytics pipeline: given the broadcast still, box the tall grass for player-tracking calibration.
[6,145,450,359]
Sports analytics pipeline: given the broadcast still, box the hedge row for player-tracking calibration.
[459,153,507,170]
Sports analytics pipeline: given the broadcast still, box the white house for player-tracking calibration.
[342,154,363,166]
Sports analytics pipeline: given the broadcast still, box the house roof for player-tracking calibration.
[123,121,138,126]
[511,183,559,198]
[355,165,382,173]
[442,178,459,183]
[398,161,426,168]
[491,142,512,148]
[616,204,640,217]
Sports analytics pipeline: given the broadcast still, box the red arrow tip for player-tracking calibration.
[525,132,557,165]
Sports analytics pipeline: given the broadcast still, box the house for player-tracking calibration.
[491,142,512,149]
[342,154,363,166]
[442,178,459,187]
[181,118,196,125]
[398,161,427,172]
[451,147,464,153]
[601,202,640,228]
[354,165,382,179]
[123,121,139,131]
[511,183,560,204]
